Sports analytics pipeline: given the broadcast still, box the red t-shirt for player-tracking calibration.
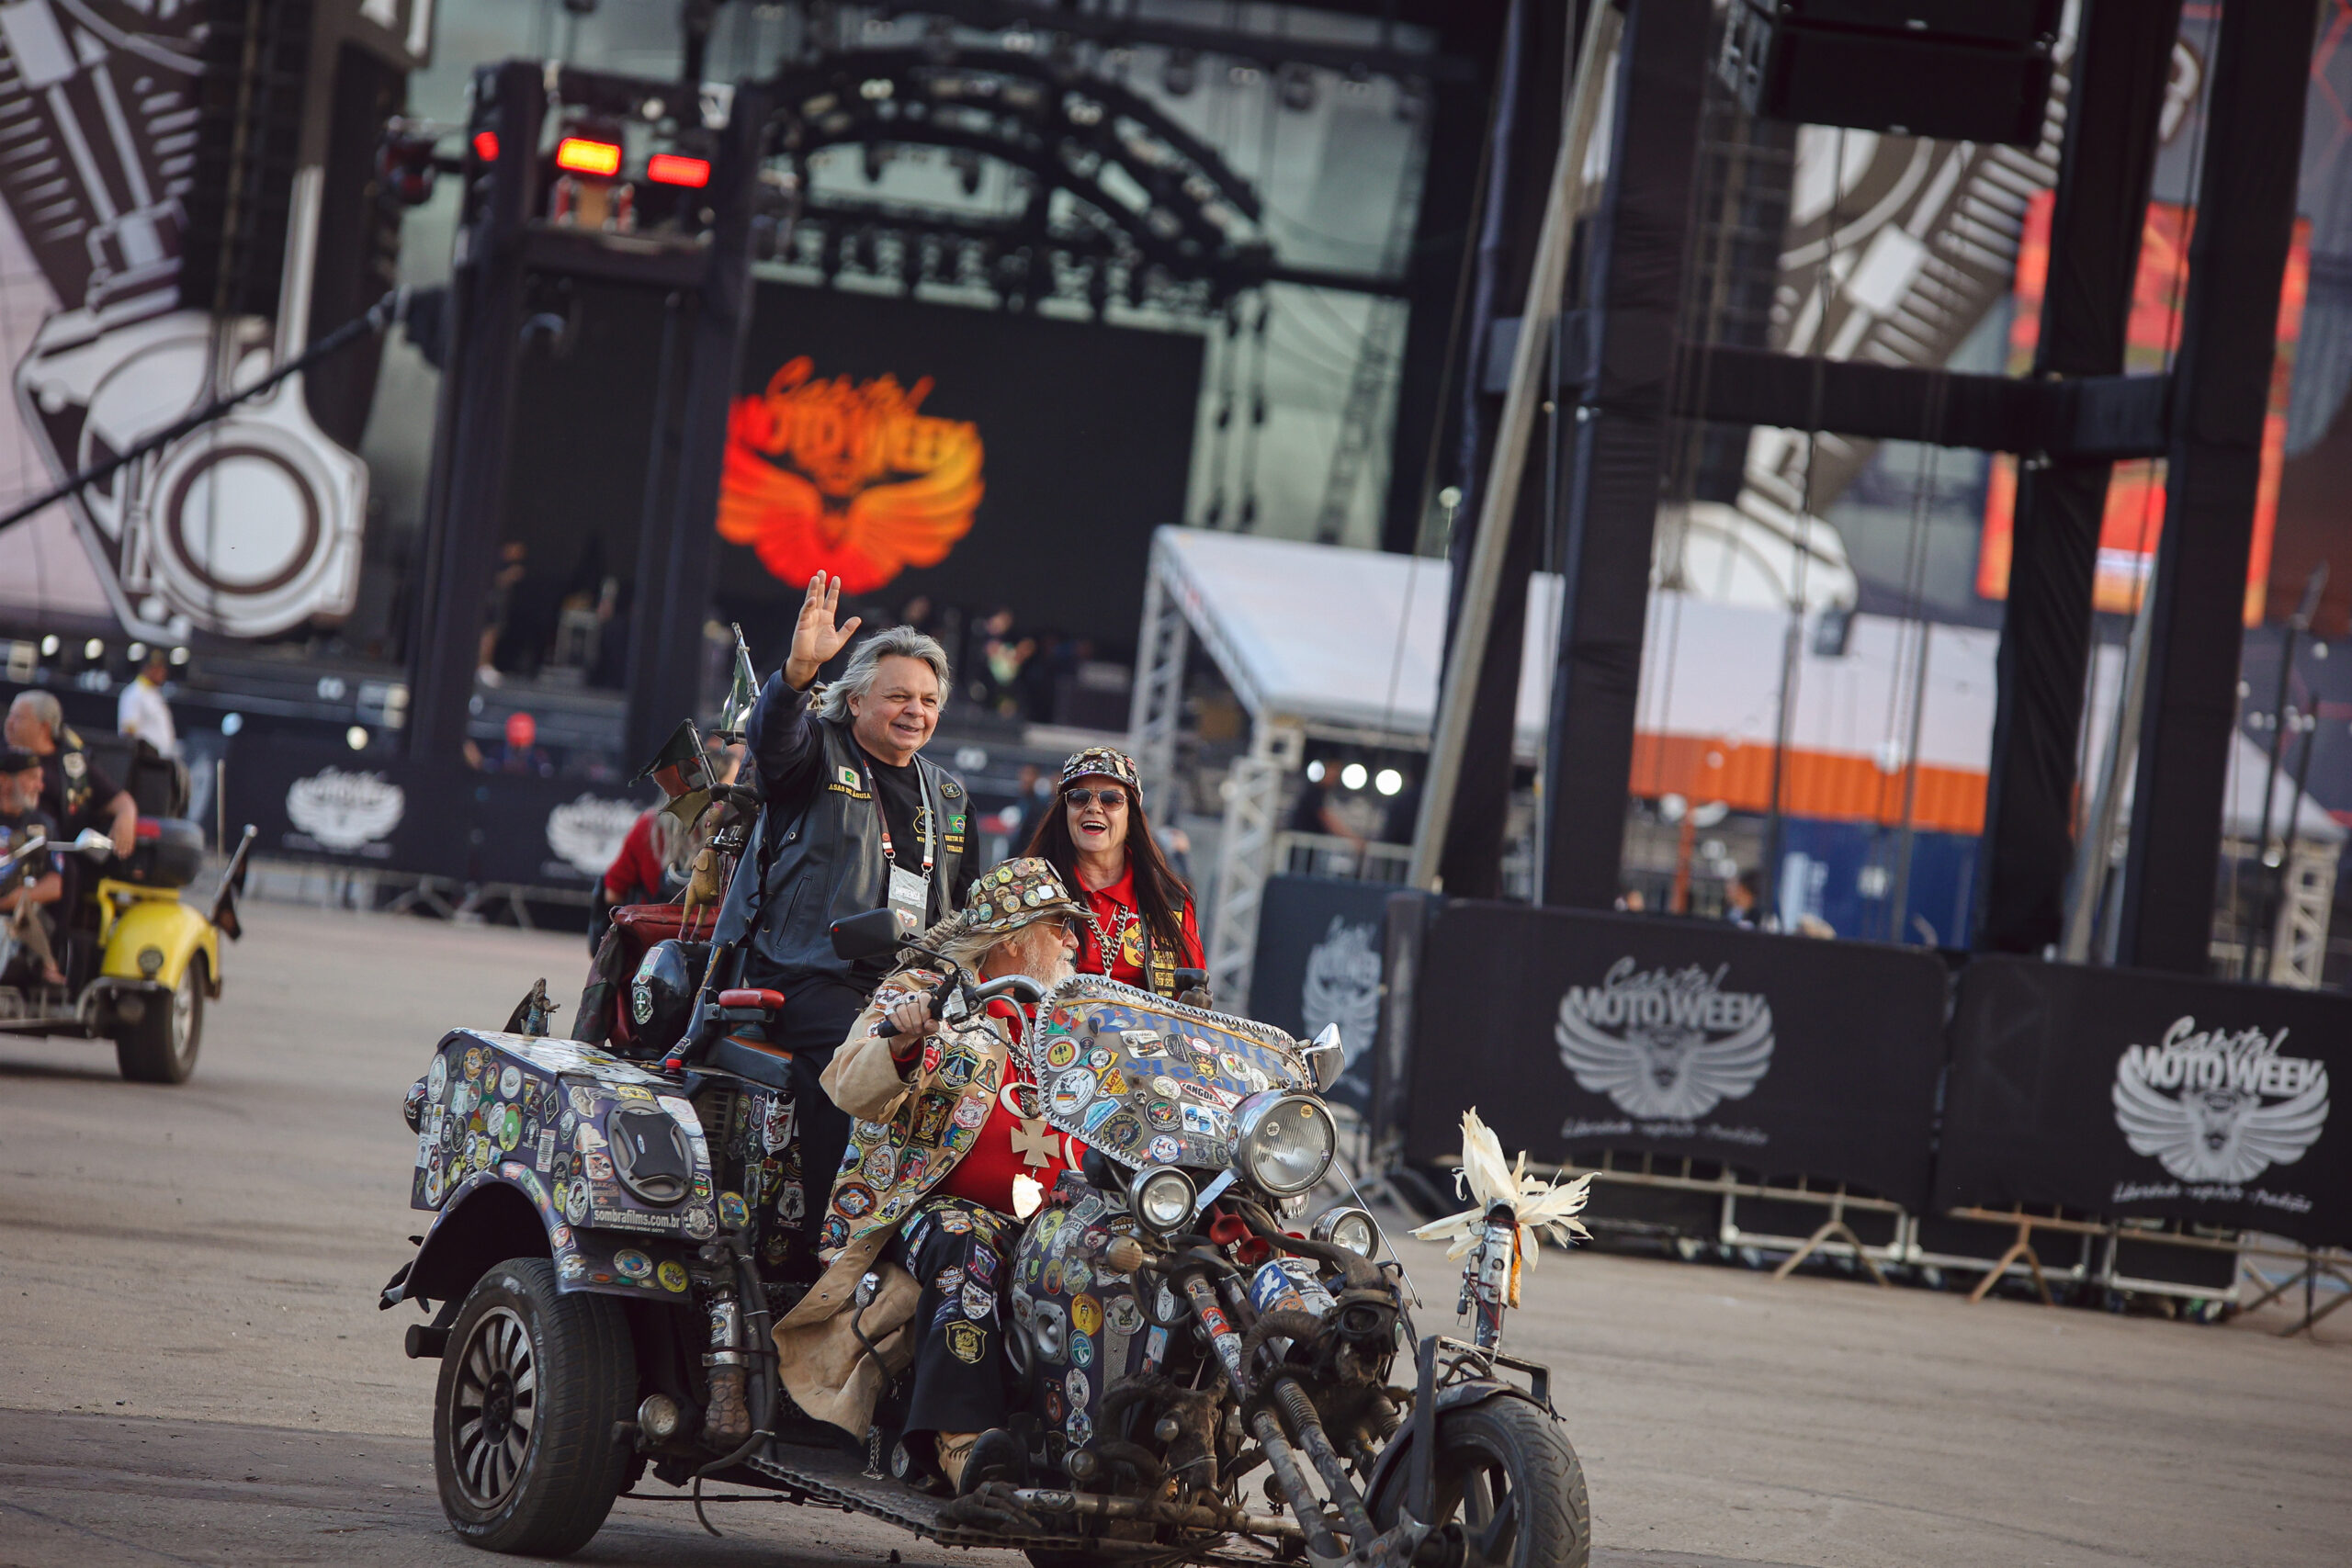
[1074,867,1203,987]
[602,810,667,901]
[935,1000,1086,1213]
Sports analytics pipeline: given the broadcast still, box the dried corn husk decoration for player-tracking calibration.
[1410,1109,1594,1274]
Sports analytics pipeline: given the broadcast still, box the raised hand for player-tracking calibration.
[783,572,862,689]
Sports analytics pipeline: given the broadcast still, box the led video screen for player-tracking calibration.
[1976,192,2312,625]
[717,283,1203,649]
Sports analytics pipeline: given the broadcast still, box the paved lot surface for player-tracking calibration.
[0,902,2346,1567]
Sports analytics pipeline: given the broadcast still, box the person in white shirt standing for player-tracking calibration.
[118,649,177,760]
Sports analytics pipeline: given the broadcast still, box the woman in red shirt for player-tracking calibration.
[1022,746,1204,997]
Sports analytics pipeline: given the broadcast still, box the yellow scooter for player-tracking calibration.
[0,821,254,1082]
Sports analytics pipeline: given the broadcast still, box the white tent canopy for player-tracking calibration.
[1146,526,2341,844]
[1151,527,1550,748]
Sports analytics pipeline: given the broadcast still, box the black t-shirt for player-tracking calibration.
[37,747,121,838]
[856,745,929,874]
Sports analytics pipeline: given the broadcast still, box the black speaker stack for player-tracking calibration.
[1720,0,2064,146]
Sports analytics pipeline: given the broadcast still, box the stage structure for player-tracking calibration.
[0,0,428,640]
[410,8,1475,770]
[406,60,766,767]
[1346,0,2337,1311]
[1413,0,2316,977]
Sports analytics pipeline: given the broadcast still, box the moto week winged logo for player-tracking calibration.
[1555,958,1774,1121]
[284,768,404,853]
[1300,917,1382,1078]
[718,355,985,593]
[2110,1015,2329,1186]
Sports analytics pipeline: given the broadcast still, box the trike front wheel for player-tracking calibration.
[1369,1395,1589,1568]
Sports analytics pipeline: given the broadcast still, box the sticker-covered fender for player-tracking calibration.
[396,1165,697,1307]
[407,1029,718,1243]
[1008,1171,1142,1451]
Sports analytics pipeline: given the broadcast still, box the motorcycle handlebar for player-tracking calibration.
[873,973,1044,1039]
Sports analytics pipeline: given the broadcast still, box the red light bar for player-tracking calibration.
[472,130,499,163]
[646,152,711,188]
[554,136,623,178]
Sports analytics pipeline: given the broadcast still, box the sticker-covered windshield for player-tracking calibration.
[1025,976,1309,1169]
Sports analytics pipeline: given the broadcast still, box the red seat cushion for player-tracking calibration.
[718,987,785,1010]
[610,902,720,946]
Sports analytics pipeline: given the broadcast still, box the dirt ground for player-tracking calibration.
[0,902,2345,1567]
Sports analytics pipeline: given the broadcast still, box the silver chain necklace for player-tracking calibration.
[1081,901,1139,970]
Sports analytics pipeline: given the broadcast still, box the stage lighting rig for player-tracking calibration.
[764,44,1307,314]
[412,59,769,762]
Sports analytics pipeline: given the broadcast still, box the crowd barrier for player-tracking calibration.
[224,739,655,909]
[1355,885,2352,1314]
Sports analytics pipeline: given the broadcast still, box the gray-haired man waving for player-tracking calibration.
[711,573,972,1278]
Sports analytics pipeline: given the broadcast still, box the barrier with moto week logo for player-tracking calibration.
[1937,958,2349,1248]
[221,740,654,897]
[1385,899,1949,1213]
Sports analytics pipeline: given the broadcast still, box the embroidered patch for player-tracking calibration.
[913,1093,955,1145]
[946,1322,987,1363]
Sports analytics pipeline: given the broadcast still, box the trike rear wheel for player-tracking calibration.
[115,960,202,1084]
[434,1256,637,1556]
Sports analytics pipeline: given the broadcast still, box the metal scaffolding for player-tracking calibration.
[1206,721,1302,1010]
[1125,567,1191,822]
[2268,842,2338,990]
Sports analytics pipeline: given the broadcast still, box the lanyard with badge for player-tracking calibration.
[862,756,935,928]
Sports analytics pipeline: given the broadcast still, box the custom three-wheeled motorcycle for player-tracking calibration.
[379,677,1589,1567]
[0,817,254,1082]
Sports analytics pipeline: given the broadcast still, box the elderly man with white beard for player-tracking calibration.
[772,857,1089,1493]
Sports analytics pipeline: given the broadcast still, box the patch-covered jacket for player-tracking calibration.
[770,968,1015,1435]
[821,967,1015,1253]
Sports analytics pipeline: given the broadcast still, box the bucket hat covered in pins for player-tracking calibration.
[907,855,1085,966]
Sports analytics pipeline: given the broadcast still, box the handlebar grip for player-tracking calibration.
[873,976,955,1041]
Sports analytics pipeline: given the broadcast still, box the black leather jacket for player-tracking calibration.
[715,675,969,996]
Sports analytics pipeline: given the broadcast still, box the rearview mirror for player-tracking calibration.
[70,829,115,858]
[831,907,917,962]
[1305,1023,1345,1092]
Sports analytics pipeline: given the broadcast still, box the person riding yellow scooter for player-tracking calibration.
[0,743,253,1083]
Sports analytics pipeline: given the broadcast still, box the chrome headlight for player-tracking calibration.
[1234,1092,1336,1197]
[1128,1165,1197,1234]
[1311,1204,1379,1258]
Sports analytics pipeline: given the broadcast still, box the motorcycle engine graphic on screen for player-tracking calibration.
[0,0,373,640]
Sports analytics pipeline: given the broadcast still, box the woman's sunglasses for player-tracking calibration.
[1064,787,1129,808]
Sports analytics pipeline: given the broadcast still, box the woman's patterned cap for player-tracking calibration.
[1060,746,1140,793]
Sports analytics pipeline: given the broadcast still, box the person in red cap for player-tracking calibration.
[1022,746,1203,998]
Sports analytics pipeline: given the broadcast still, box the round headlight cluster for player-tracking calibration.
[1311,1204,1380,1258]
[1234,1092,1337,1197]
[1129,1166,1197,1233]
